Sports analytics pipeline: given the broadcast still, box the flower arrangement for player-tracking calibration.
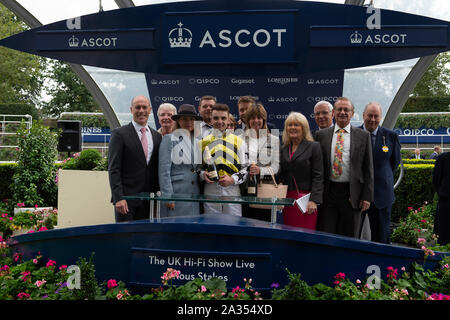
[8,207,57,234]
[391,202,438,247]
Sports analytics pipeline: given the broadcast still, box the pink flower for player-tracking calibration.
[334,272,346,280]
[1,265,9,272]
[59,265,68,271]
[17,203,25,207]
[201,285,207,292]
[21,271,30,282]
[442,264,449,269]
[33,259,38,264]
[17,292,30,300]
[107,279,118,289]
[417,238,426,245]
[407,206,413,211]
[356,279,361,284]
[401,266,406,271]
[35,279,47,287]
[46,259,56,268]
[38,227,48,232]
[116,292,123,300]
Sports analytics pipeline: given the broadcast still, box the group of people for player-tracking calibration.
[108,94,405,244]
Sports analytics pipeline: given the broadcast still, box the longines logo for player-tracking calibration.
[68,34,117,48]
[169,22,193,48]
[267,77,298,85]
[350,30,407,45]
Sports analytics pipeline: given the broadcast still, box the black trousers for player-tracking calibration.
[242,204,272,222]
[434,196,450,245]
[115,200,150,222]
[318,181,361,238]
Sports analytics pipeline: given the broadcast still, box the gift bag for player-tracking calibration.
[250,167,288,209]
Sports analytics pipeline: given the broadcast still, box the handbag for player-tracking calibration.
[250,167,288,209]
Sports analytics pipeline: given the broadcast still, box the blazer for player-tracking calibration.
[278,140,324,205]
[158,132,201,217]
[360,126,401,209]
[315,125,374,209]
[108,122,162,206]
[433,152,450,198]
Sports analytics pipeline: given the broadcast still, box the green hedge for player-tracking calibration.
[402,96,450,113]
[0,103,40,120]
[59,113,109,128]
[395,113,450,129]
[392,163,435,223]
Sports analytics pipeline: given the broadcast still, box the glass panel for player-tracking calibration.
[343,59,418,127]
[17,0,119,25]
[84,66,156,128]
[123,193,295,206]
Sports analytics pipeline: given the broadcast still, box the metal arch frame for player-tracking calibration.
[0,0,121,129]
[1,0,439,131]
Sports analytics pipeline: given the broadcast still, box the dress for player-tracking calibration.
[158,131,201,217]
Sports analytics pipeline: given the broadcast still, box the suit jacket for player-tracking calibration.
[433,152,450,198]
[108,122,162,206]
[278,140,324,205]
[361,126,401,208]
[315,125,374,209]
[158,132,201,216]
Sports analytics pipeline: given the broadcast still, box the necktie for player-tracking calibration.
[332,129,345,178]
[140,127,148,162]
[371,133,376,151]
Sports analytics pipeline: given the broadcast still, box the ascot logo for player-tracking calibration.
[350,31,363,44]
[350,30,407,45]
[169,22,193,48]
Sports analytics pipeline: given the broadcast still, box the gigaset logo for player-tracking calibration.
[169,22,287,49]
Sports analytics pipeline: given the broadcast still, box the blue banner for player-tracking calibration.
[146,71,344,132]
[395,127,450,144]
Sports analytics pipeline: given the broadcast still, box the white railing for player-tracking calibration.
[0,114,32,149]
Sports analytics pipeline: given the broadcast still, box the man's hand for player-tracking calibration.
[360,200,371,212]
[115,199,129,215]
[219,175,234,187]
[204,172,214,184]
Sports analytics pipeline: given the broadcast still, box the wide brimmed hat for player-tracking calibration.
[171,104,203,121]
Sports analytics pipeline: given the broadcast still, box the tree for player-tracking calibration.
[41,60,100,117]
[412,52,450,97]
[0,4,45,104]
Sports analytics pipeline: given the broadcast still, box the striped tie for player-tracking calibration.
[332,129,345,178]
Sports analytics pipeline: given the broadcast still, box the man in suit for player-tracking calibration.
[313,100,334,130]
[108,95,162,222]
[361,102,401,243]
[410,148,423,159]
[315,97,374,238]
[429,146,442,160]
[432,151,450,245]
[197,95,216,138]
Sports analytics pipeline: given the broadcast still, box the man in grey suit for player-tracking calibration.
[108,95,162,222]
[315,97,374,238]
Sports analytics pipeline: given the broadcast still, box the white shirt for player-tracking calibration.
[330,123,351,183]
[132,120,153,164]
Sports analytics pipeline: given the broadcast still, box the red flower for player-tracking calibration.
[107,279,118,289]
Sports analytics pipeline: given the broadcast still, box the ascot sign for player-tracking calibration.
[0,1,448,75]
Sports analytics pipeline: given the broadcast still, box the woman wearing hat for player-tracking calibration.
[158,104,203,217]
